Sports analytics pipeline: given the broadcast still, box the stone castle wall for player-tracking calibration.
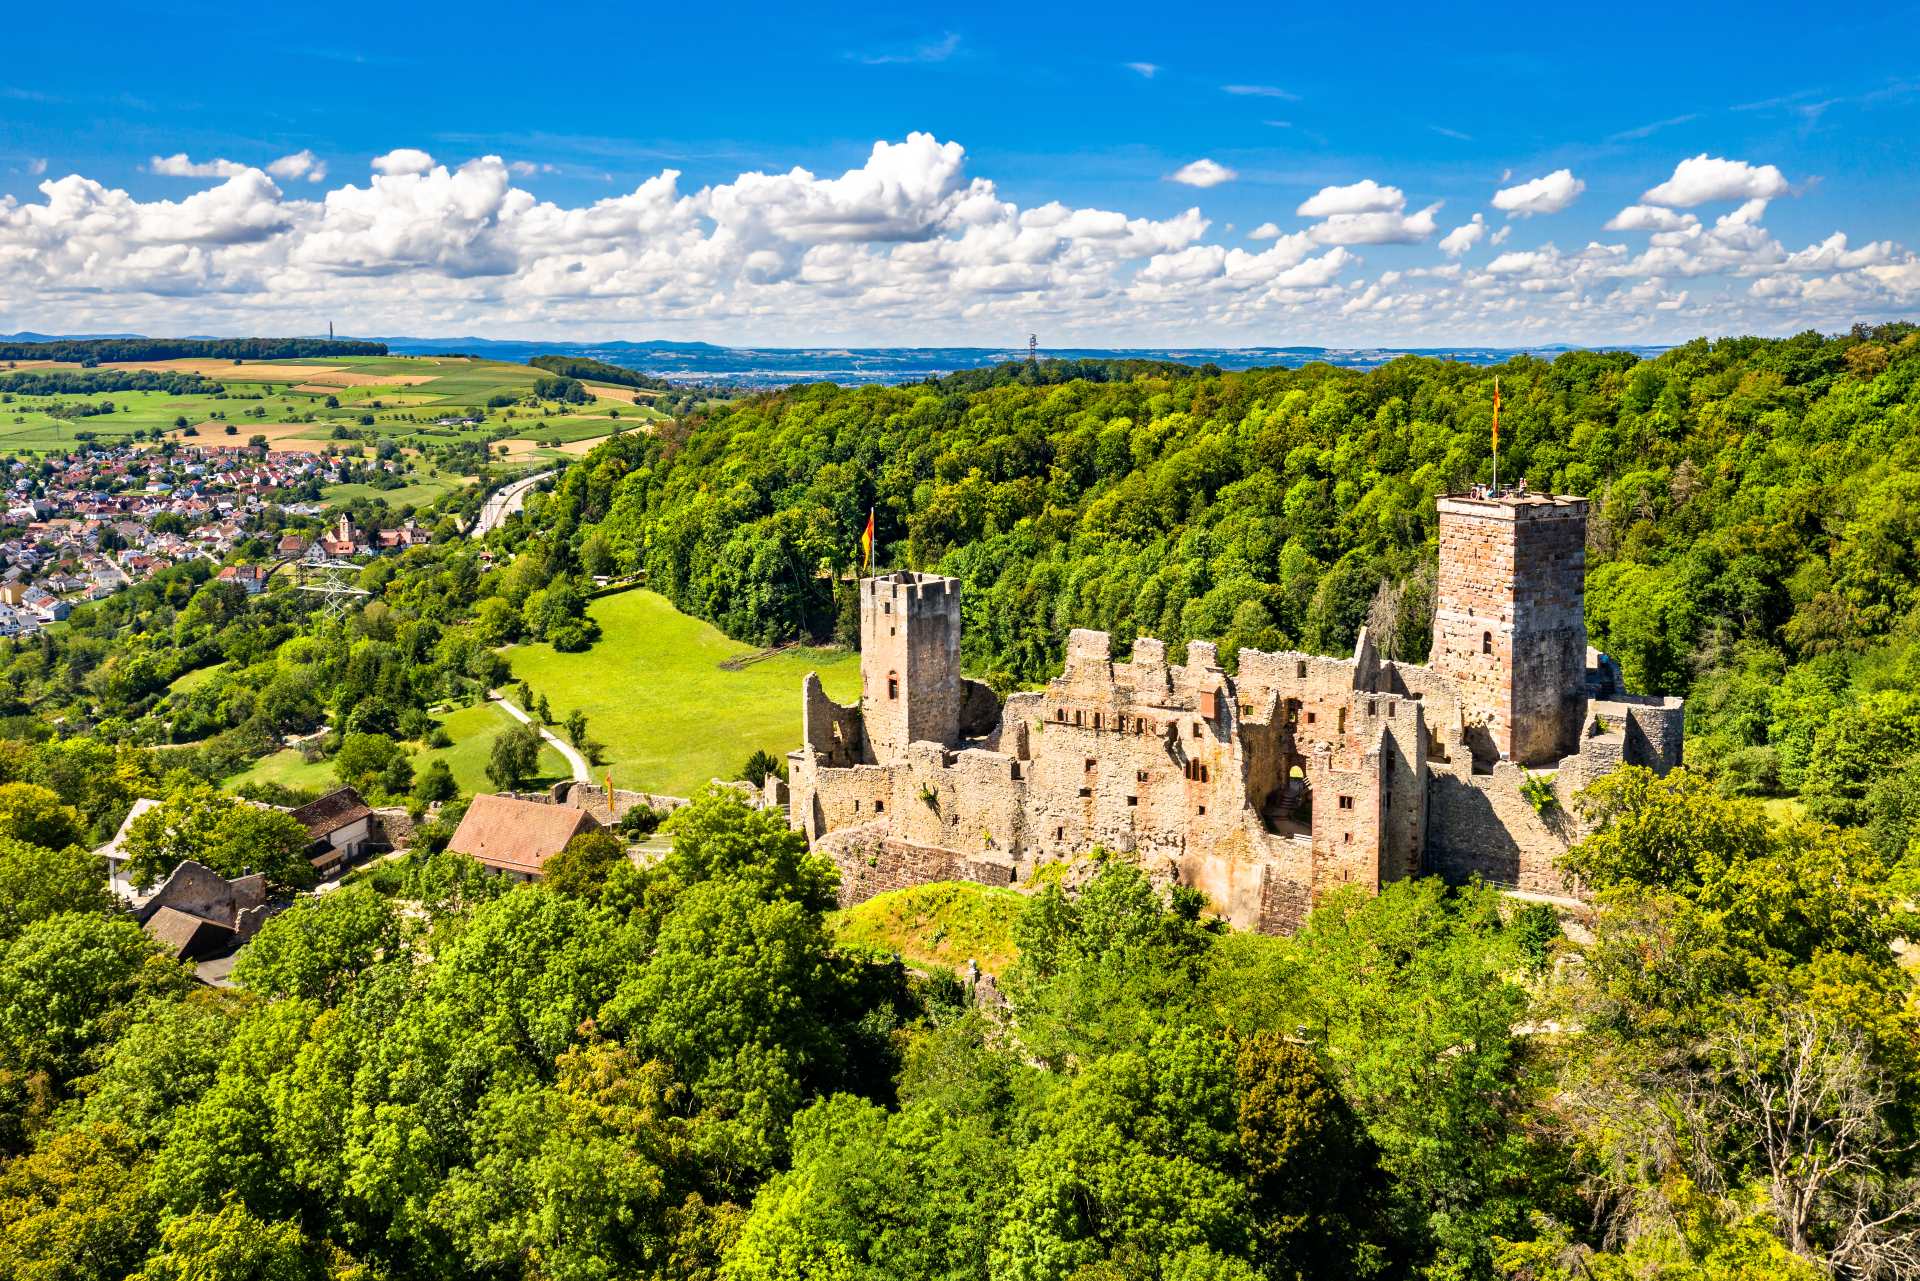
[788,492,1681,935]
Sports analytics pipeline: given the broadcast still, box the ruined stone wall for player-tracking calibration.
[802,672,867,766]
[1422,756,1577,897]
[860,573,962,759]
[816,825,1018,907]
[1623,698,1685,773]
[1309,748,1384,893]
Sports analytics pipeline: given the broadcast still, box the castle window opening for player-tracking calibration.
[884,601,891,614]
[874,800,884,814]
[1368,699,1377,717]
[1085,757,1097,771]
[1078,786,1092,798]
[1136,769,1149,782]
[1054,826,1065,841]
[1482,631,1492,654]
[1011,762,1023,781]
[1094,712,1103,730]
[1056,708,1066,722]
[1197,804,1206,815]
[1074,710,1084,726]
[1307,711,1316,725]
[1117,715,1127,732]
[1337,795,1353,811]
[1296,661,1307,679]
[887,673,899,700]
[1343,832,1352,844]
[1126,795,1138,807]
[1192,722,1202,738]
[1338,708,1347,733]
[1387,703,1395,718]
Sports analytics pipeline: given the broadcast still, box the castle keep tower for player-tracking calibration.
[860,572,963,759]
[1430,491,1588,766]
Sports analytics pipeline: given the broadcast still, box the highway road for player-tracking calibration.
[469,469,555,538]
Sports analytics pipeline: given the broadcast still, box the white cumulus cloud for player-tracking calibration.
[1643,154,1790,207]
[1491,169,1585,217]
[1296,180,1438,245]
[1168,158,1237,188]
[372,148,437,177]
[1296,179,1403,218]
[1604,204,1697,232]
[149,154,250,179]
[1438,213,1486,256]
[267,150,327,183]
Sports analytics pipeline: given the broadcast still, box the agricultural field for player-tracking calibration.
[0,353,650,460]
[504,589,860,797]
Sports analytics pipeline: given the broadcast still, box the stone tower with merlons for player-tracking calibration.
[858,571,963,761]
[1429,490,1589,766]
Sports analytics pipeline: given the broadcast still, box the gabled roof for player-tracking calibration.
[448,794,597,877]
[144,905,236,960]
[291,786,372,839]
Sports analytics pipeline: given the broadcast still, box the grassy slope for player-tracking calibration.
[829,881,1027,976]
[230,700,567,798]
[505,589,859,796]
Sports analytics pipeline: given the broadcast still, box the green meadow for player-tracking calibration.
[505,589,861,797]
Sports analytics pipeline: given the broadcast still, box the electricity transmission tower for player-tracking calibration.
[295,560,370,619]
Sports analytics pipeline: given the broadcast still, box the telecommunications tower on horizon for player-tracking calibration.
[1027,333,1037,364]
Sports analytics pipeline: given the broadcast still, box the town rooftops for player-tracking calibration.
[448,794,598,878]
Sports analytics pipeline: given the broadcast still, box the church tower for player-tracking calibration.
[1430,491,1588,766]
[859,572,963,761]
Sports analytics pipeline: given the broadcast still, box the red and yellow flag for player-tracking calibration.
[860,508,875,573]
[1492,376,1501,453]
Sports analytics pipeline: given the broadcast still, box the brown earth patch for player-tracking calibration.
[100,359,346,379]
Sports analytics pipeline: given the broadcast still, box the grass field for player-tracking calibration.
[829,881,1027,976]
[229,747,337,793]
[322,473,470,509]
[505,589,860,796]
[165,660,228,695]
[229,700,569,798]
[417,701,570,795]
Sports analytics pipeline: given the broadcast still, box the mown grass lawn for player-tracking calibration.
[417,701,570,795]
[829,881,1027,977]
[505,589,860,797]
[228,747,337,793]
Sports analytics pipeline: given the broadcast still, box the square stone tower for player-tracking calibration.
[860,572,963,761]
[1430,491,1588,766]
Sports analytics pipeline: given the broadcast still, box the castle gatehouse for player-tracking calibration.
[786,490,1683,933]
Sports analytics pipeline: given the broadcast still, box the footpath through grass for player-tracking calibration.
[506,589,860,797]
[830,881,1027,977]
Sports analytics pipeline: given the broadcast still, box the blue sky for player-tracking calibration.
[1,0,1917,345]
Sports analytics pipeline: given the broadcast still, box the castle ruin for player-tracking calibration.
[786,489,1683,933]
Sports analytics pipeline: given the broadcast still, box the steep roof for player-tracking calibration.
[291,786,372,839]
[144,906,235,960]
[448,794,597,877]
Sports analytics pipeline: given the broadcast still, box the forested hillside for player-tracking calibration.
[532,324,1920,833]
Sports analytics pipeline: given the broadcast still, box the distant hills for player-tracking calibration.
[1,331,1671,388]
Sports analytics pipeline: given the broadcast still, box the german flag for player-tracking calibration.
[860,508,875,573]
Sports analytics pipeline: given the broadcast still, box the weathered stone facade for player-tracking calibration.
[788,492,1684,933]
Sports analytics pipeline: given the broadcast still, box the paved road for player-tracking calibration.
[491,692,591,784]
[470,469,555,539]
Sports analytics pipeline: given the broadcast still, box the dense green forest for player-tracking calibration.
[529,354,672,392]
[523,324,1920,832]
[0,338,387,363]
[1,775,1914,1280]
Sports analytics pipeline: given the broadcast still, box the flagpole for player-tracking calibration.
[1492,375,1500,494]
